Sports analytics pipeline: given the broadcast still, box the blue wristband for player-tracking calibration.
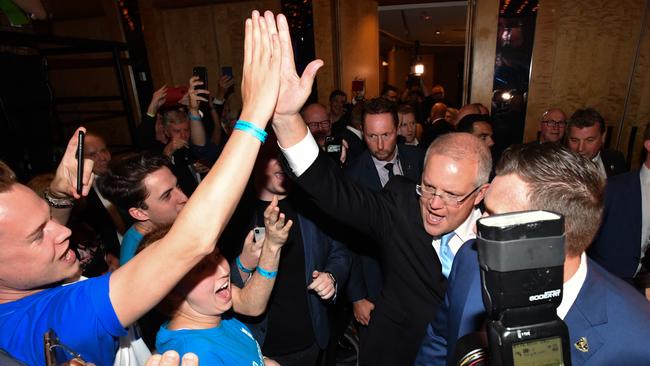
[256,266,277,279]
[234,120,267,143]
[189,114,202,121]
[236,256,254,274]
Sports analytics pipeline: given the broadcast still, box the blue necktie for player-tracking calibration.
[439,232,455,278]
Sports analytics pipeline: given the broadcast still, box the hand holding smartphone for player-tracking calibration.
[254,227,266,243]
[192,66,208,97]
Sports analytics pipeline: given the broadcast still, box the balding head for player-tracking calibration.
[539,108,567,143]
[430,102,448,121]
[301,103,331,146]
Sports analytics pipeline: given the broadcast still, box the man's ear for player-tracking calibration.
[644,139,650,153]
[473,183,490,206]
[601,130,607,143]
[128,207,149,222]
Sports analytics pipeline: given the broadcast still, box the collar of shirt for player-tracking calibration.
[405,138,419,146]
[432,208,482,257]
[346,125,363,140]
[371,146,402,181]
[591,152,607,178]
[556,252,588,320]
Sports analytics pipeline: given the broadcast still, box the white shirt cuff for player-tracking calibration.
[278,130,319,177]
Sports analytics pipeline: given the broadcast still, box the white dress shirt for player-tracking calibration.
[431,208,483,259]
[372,147,403,187]
[639,164,650,273]
[557,252,588,320]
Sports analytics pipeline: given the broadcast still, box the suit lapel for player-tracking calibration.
[564,265,606,365]
[297,214,315,283]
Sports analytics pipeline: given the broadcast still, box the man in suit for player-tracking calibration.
[567,107,627,177]
[414,143,650,365]
[229,139,351,366]
[270,27,490,363]
[589,122,650,286]
[345,98,425,331]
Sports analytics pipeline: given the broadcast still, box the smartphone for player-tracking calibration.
[192,66,208,97]
[254,227,266,243]
[76,131,85,195]
[221,66,235,93]
[221,66,233,77]
[325,136,342,162]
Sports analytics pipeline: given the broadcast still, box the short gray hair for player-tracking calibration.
[424,132,492,186]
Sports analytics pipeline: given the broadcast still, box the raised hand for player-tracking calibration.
[188,76,209,113]
[147,85,168,116]
[238,10,281,130]
[50,127,94,199]
[273,13,323,121]
[215,75,235,100]
[262,195,292,251]
[239,229,263,271]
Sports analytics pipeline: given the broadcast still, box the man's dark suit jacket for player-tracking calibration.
[589,170,642,282]
[337,127,366,164]
[600,149,627,177]
[344,145,424,302]
[414,241,650,365]
[290,150,444,365]
[346,144,424,192]
[230,211,351,350]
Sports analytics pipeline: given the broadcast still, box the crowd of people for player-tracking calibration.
[0,9,649,366]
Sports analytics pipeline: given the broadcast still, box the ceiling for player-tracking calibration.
[378,1,468,54]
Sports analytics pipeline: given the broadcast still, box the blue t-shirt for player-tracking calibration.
[0,274,127,366]
[156,317,264,366]
[120,225,144,265]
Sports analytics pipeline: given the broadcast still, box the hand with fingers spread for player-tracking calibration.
[147,85,168,116]
[238,10,282,130]
[262,195,292,251]
[272,13,323,121]
[50,127,95,200]
[307,270,337,300]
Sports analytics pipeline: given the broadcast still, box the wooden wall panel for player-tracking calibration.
[469,0,499,107]
[619,13,650,168]
[312,0,336,105]
[139,0,281,114]
[524,0,645,154]
[338,0,380,99]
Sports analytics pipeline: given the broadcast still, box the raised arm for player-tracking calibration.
[187,76,209,147]
[48,127,94,225]
[109,10,282,327]
[270,13,395,239]
[232,196,292,316]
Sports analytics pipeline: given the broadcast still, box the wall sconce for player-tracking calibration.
[413,62,424,76]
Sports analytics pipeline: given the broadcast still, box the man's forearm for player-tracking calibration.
[273,113,308,149]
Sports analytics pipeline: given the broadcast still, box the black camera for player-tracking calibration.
[325,136,342,162]
[474,210,571,366]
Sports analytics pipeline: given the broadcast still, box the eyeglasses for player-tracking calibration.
[44,329,88,366]
[416,184,482,207]
[307,120,331,129]
[541,119,567,128]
